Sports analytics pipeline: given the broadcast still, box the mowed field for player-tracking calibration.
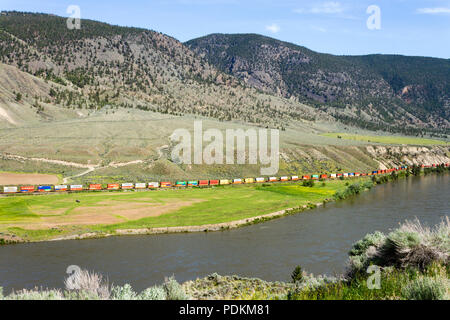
[0,172,60,185]
[321,133,449,146]
[0,179,359,242]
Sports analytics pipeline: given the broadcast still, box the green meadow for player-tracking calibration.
[0,179,363,242]
[321,133,449,145]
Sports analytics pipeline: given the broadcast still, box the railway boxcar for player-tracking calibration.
[38,186,52,192]
[233,179,242,184]
[269,177,278,182]
[320,174,328,179]
[188,181,199,187]
[291,176,299,181]
[302,175,310,180]
[209,180,219,186]
[312,175,319,180]
[330,174,337,178]
[70,185,83,191]
[122,183,134,189]
[3,186,18,193]
[135,183,146,189]
[175,181,187,187]
[343,173,349,178]
[256,177,265,183]
[89,184,102,191]
[160,182,172,188]
[245,178,255,184]
[20,186,34,193]
[107,184,120,190]
[349,173,355,177]
[55,185,68,191]
[280,176,289,182]
[148,182,160,188]
[199,180,209,187]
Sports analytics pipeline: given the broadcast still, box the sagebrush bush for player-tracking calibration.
[402,276,448,300]
[163,276,188,300]
[64,269,110,300]
[111,284,137,300]
[6,288,64,300]
[347,218,450,277]
[138,286,167,300]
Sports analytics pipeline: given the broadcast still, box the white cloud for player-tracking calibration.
[417,7,450,14]
[294,2,344,15]
[265,23,280,33]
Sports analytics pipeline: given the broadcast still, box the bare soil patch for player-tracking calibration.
[0,172,59,185]
[16,199,203,229]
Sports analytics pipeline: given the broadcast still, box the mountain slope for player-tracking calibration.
[0,12,322,128]
[186,33,450,132]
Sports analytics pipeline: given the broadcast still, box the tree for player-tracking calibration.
[291,265,304,283]
[15,92,22,102]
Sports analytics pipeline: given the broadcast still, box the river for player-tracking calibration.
[0,174,448,293]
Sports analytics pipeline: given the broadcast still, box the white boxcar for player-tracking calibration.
[70,185,83,191]
[55,185,68,191]
[330,174,337,178]
[148,182,160,188]
[122,183,134,189]
[3,186,18,193]
[255,177,265,182]
[135,183,146,189]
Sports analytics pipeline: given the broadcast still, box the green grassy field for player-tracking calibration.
[0,179,363,242]
[322,133,449,145]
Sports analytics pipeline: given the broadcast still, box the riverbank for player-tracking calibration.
[0,178,369,244]
[1,166,448,245]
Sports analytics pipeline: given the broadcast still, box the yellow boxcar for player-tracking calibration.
[220,179,230,185]
[244,178,255,184]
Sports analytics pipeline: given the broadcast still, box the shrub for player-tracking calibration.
[64,269,110,299]
[6,288,64,300]
[138,286,167,300]
[402,276,448,300]
[302,180,315,187]
[346,218,450,277]
[163,276,188,300]
[110,284,136,300]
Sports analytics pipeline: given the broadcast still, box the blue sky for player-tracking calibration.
[1,0,449,58]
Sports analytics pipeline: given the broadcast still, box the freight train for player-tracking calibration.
[1,164,448,194]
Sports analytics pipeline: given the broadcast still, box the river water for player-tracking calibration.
[0,174,448,293]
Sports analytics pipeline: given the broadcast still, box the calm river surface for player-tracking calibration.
[1,174,448,293]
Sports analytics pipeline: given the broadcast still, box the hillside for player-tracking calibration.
[186,33,450,133]
[0,11,321,129]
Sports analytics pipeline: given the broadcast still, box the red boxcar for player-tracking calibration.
[209,180,219,186]
[320,174,328,179]
[107,184,120,190]
[199,180,209,186]
[89,184,102,190]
